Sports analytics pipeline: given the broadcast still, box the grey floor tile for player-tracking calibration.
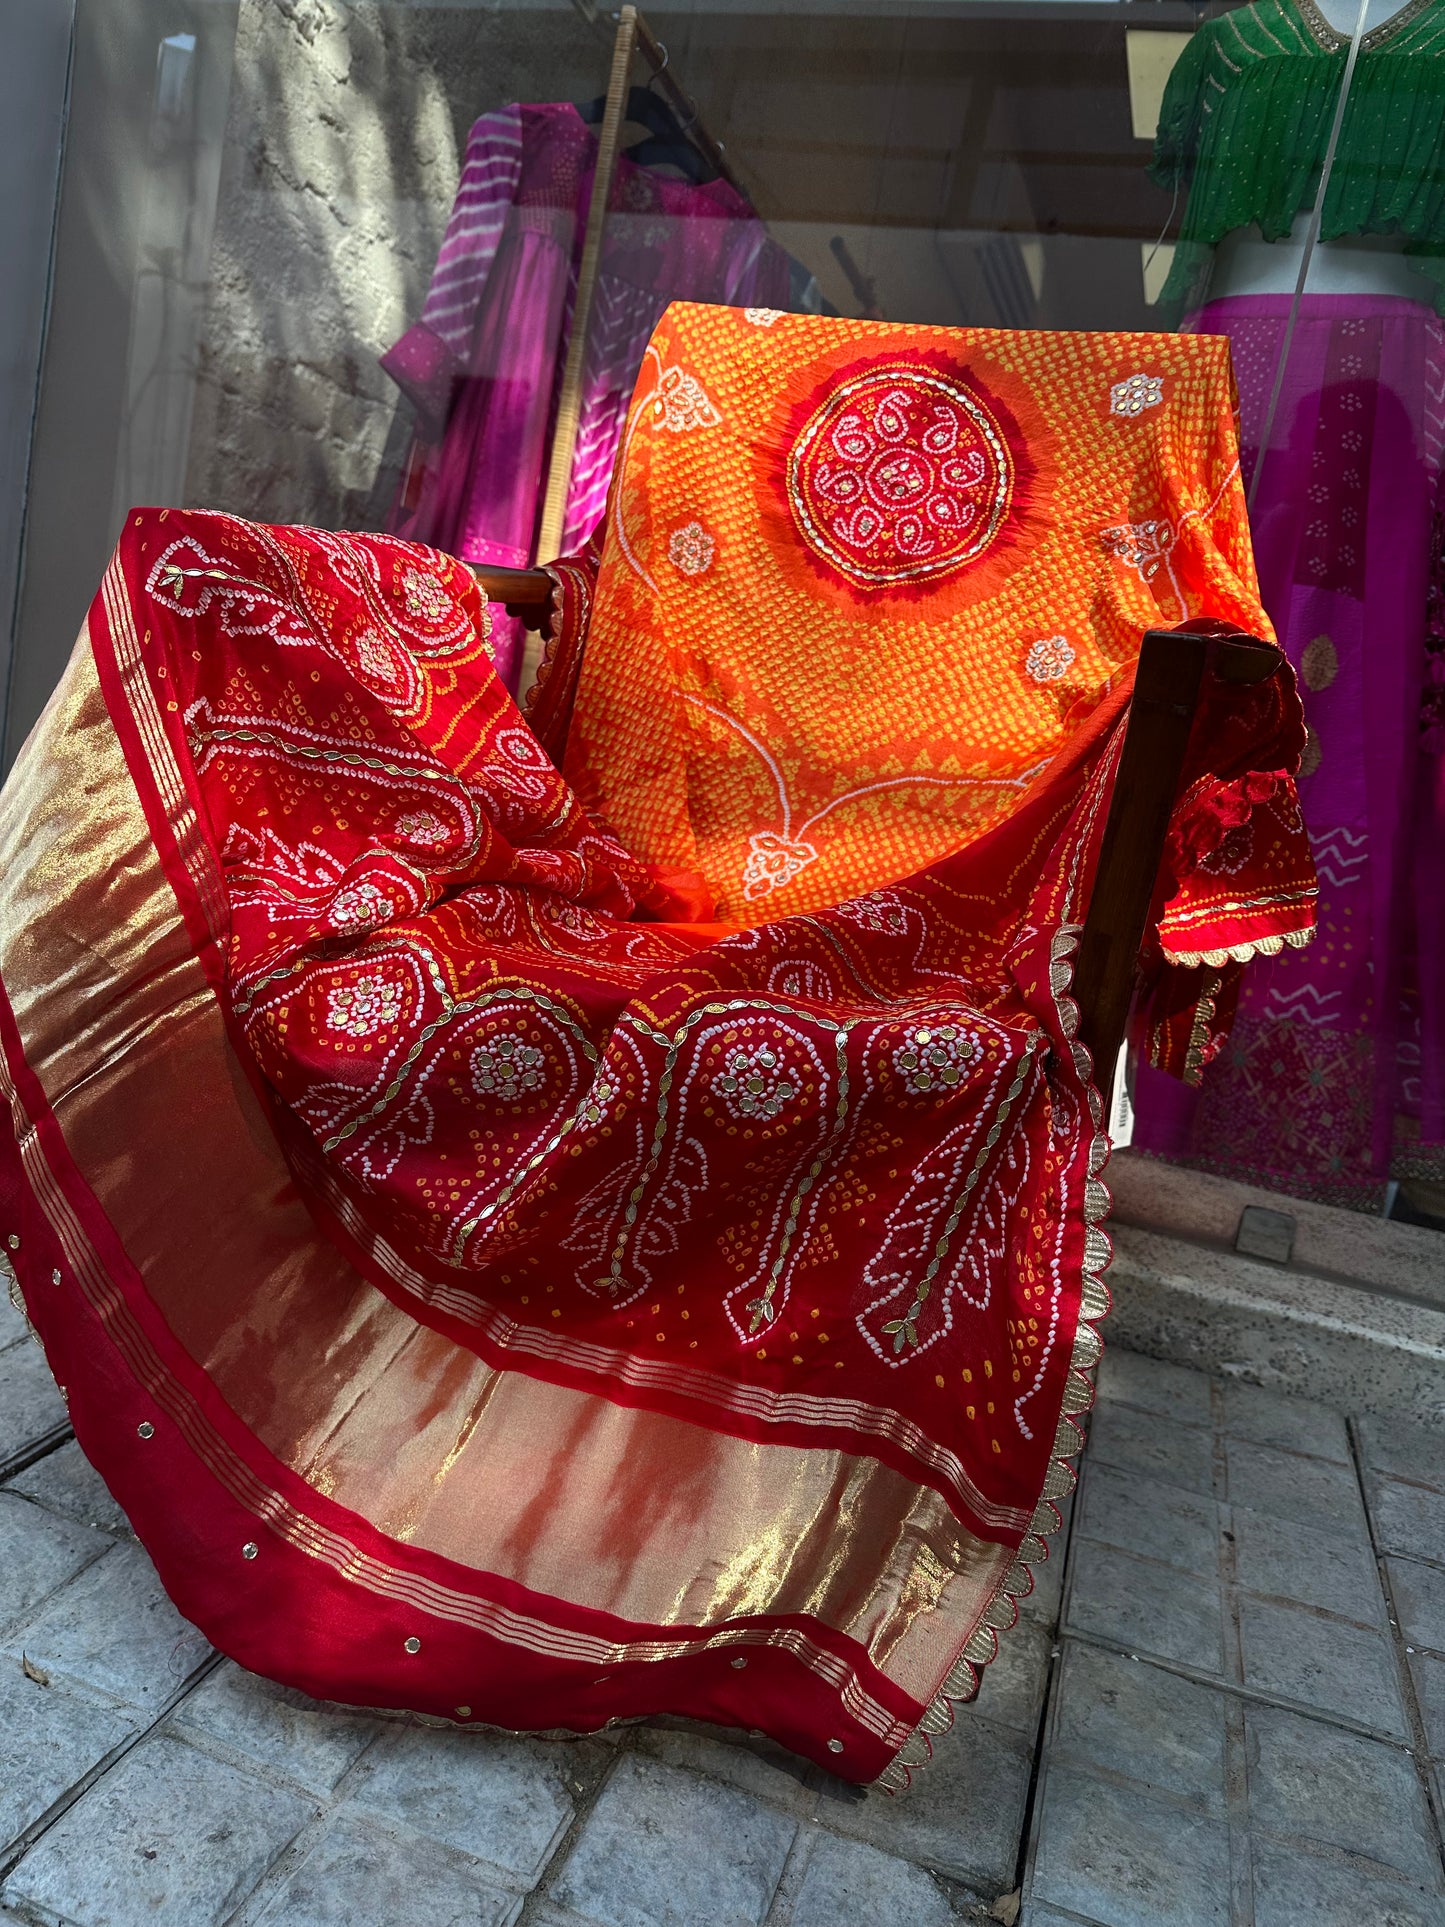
[1371,1478,1445,1565]
[1231,1505,1386,1626]
[1220,1381,1350,1464]
[1224,1440,1368,1537]
[0,1490,111,1632]
[1358,1415,1445,1494]
[0,1540,211,1710]
[1085,1403,1216,1498]
[628,1721,816,1816]
[0,1665,142,1851]
[1388,1557,1445,1654]
[1030,1765,1231,1927]
[1065,1540,1225,1675]
[813,1710,1031,1890]
[1,1731,313,1927]
[1238,1596,1407,1738]
[248,1811,521,1926]
[786,1831,954,1927]
[1023,1909,1111,1927]
[1049,1641,1227,1815]
[7,1438,131,1536]
[1079,1463,1220,1577]
[551,1754,796,1927]
[1409,1650,1445,1759]
[170,1662,380,1794]
[352,1723,593,1888]
[1251,1838,1445,1927]
[0,1343,67,1464]
[1245,1705,1439,1886]
[965,1614,1053,1736]
[1094,1349,1214,1425]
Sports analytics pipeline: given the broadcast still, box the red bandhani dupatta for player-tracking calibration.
[0,311,1312,1789]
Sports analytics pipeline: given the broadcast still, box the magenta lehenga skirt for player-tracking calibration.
[1134,292,1445,1209]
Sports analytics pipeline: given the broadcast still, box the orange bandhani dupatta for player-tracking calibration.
[0,306,1312,1790]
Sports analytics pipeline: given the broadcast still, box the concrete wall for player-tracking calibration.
[183,0,609,533]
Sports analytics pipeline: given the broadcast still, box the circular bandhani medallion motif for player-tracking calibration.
[786,363,1014,588]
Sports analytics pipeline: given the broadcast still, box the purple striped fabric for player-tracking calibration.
[381,102,794,690]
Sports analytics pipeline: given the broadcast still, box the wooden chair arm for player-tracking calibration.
[1071,626,1284,1106]
[466,564,555,629]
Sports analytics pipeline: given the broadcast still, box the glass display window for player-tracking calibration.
[2,0,1440,1220]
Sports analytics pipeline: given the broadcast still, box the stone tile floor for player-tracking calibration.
[1,1283,1443,1925]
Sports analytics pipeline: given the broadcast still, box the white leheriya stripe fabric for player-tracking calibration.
[419,108,526,362]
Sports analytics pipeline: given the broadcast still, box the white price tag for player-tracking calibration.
[1107,1041,1135,1148]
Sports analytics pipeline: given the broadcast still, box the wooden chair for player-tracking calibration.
[467,562,1282,1105]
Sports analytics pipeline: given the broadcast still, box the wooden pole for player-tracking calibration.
[534,8,636,569]
[1071,628,1279,1107]
[520,9,637,696]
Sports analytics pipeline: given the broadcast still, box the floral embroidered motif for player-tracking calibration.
[1025,635,1075,683]
[146,539,314,647]
[1198,820,1254,876]
[1109,373,1164,418]
[356,629,397,678]
[893,1024,978,1093]
[713,1046,799,1121]
[329,881,395,933]
[395,809,449,848]
[743,830,819,900]
[744,308,783,327]
[668,522,716,577]
[326,973,404,1038]
[836,891,909,935]
[787,364,1013,587]
[650,366,721,434]
[471,1034,546,1102]
[1100,517,1177,583]
[401,568,452,621]
[352,626,419,706]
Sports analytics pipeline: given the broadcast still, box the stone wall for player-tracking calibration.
[184,0,607,532]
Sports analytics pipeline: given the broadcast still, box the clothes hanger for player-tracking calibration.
[574,85,689,148]
[622,132,714,184]
[576,44,724,186]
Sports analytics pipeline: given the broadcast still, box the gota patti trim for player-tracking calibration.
[99,552,230,949]
[521,560,588,722]
[874,923,1112,1793]
[1161,924,1314,969]
[1183,967,1225,1087]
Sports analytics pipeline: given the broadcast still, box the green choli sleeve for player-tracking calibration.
[1147,0,1445,317]
[1149,25,1214,195]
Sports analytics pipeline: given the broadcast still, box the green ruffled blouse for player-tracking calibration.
[1150,0,1445,312]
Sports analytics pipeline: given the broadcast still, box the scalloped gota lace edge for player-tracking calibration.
[1161,923,1315,970]
[872,922,1111,1795]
